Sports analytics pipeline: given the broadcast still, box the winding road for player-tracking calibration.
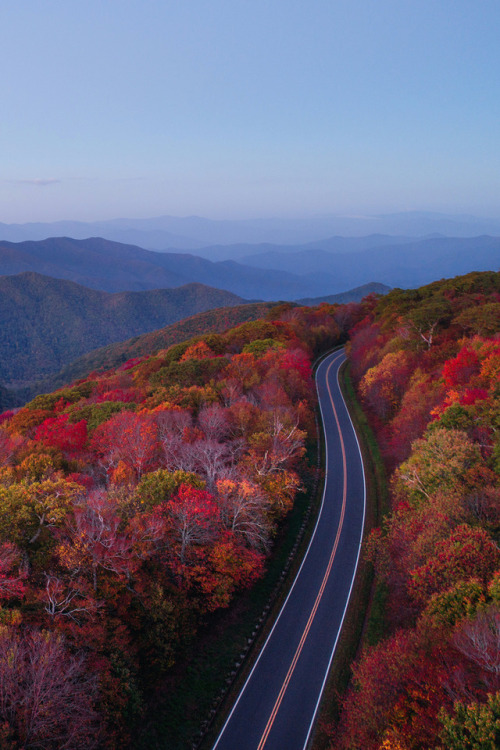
[212,349,366,750]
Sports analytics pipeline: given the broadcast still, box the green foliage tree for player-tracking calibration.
[456,303,500,337]
[405,296,453,348]
[420,578,485,630]
[135,469,204,510]
[396,428,481,504]
[437,692,500,750]
[242,338,285,356]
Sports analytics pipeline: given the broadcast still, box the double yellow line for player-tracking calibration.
[256,353,348,749]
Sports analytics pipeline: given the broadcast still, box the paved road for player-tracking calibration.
[212,349,366,750]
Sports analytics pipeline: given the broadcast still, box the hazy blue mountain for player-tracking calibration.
[191,242,290,262]
[369,212,500,238]
[0,236,188,289]
[0,235,498,303]
[2,212,500,250]
[300,234,420,253]
[240,236,500,291]
[185,235,415,262]
[242,248,342,274]
[341,236,500,289]
[0,272,245,385]
[0,237,322,299]
[0,219,200,250]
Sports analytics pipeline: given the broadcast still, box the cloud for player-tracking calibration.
[4,178,61,187]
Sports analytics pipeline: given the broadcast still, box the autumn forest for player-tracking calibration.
[336,271,500,749]
[0,270,498,749]
[0,303,340,748]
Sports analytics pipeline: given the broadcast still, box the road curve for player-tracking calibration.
[212,349,366,750]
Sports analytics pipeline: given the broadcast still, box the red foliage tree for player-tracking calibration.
[91,411,159,480]
[387,371,444,464]
[160,484,221,566]
[95,388,140,403]
[58,490,137,590]
[0,627,100,749]
[409,525,500,606]
[192,531,265,610]
[0,542,26,602]
[0,427,15,467]
[443,346,480,389]
[335,628,448,750]
[0,410,15,427]
[35,414,87,458]
[360,350,414,421]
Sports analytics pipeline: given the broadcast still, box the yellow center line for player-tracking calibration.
[256,353,347,750]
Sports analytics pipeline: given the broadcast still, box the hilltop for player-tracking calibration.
[296,281,391,306]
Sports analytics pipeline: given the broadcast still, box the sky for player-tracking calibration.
[1,0,500,223]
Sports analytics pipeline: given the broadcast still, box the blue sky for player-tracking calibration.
[1,0,499,222]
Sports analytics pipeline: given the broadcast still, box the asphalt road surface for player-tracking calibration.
[212,349,366,750]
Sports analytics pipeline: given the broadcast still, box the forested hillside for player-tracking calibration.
[48,301,278,391]
[333,271,500,749]
[0,272,245,385]
[0,303,342,748]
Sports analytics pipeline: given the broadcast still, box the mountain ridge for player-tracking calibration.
[297,282,391,306]
[0,234,498,302]
[0,236,314,299]
[239,235,500,290]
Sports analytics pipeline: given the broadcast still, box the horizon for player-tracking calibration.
[2,209,500,249]
[2,207,500,228]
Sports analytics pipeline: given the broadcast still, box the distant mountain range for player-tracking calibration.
[0,237,317,299]
[0,272,243,386]
[192,234,412,262]
[2,211,500,250]
[238,236,500,291]
[0,235,498,301]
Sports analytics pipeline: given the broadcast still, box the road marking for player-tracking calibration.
[302,355,367,749]
[255,354,348,749]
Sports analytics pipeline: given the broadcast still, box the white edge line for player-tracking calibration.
[212,350,345,749]
[302,354,367,750]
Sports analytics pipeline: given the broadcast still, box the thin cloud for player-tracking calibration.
[3,177,146,188]
[4,178,61,186]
